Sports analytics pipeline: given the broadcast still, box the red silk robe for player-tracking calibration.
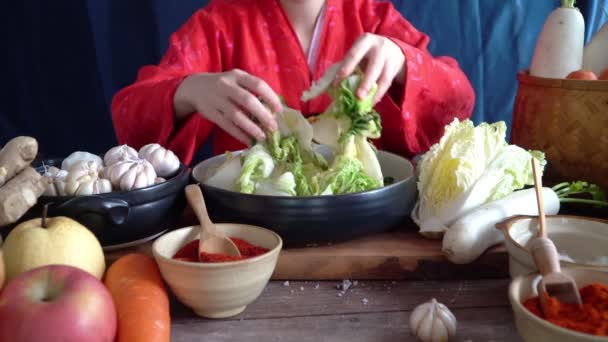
[111,0,475,165]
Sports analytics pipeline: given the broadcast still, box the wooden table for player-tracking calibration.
[170,278,521,341]
[109,208,526,341]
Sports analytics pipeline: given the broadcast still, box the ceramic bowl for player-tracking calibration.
[499,215,608,278]
[192,146,417,246]
[509,267,608,342]
[152,224,282,318]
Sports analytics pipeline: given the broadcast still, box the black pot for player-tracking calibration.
[192,149,418,247]
[2,159,190,247]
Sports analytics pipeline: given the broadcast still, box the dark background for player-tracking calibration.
[1,0,607,163]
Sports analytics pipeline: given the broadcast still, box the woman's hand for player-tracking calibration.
[174,69,282,145]
[335,33,406,104]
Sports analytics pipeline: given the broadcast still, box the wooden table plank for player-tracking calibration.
[105,222,509,281]
[170,279,512,322]
[171,307,521,342]
[273,230,508,280]
[170,279,521,341]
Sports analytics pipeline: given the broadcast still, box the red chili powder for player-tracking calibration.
[523,283,608,336]
[172,237,269,263]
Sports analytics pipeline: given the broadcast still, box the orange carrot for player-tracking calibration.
[566,69,598,80]
[599,68,608,80]
[104,253,170,342]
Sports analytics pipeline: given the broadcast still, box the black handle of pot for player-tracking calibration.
[53,196,130,226]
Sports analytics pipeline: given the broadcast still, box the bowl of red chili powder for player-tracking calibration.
[152,223,282,319]
[509,267,608,341]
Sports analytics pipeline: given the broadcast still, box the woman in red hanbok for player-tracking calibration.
[111,0,475,165]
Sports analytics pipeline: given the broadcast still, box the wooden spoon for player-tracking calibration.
[528,158,582,313]
[184,184,241,259]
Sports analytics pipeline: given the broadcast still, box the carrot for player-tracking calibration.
[599,68,608,80]
[566,69,598,80]
[104,253,170,342]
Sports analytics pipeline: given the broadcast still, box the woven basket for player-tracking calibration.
[511,71,608,191]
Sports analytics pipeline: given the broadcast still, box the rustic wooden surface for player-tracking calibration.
[105,211,509,280]
[170,278,522,341]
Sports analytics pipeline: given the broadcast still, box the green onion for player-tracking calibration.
[552,181,608,207]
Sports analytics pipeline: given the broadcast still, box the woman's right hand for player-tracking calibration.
[173,69,283,145]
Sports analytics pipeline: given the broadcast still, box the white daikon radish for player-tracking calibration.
[583,20,608,76]
[529,0,585,78]
[442,187,560,264]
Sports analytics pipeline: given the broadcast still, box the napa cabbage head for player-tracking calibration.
[412,118,545,236]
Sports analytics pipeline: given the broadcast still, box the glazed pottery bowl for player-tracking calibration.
[191,146,417,246]
[152,224,282,319]
[499,215,608,278]
[509,267,608,342]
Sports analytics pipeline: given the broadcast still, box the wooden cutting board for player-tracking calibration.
[105,211,509,280]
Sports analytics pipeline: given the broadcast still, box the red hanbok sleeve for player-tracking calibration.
[360,0,476,157]
[111,10,223,164]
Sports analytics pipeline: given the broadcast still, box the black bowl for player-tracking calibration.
[2,159,190,247]
[192,148,417,247]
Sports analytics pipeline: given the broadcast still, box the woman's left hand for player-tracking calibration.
[335,33,405,104]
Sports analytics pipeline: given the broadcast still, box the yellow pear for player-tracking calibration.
[3,216,105,282]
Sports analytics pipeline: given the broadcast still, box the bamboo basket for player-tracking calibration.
[511,71,608,191]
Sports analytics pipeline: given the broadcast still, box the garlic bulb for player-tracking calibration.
[138,143,180,177]
[42,166,69,196]
[103,159,157,191]
[64,161,112,196]
[104,144,138,166]
[155,177,166,185]
[410,298,457,342]
[61,151,103,171]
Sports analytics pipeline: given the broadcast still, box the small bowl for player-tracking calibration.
[509,267,608,342]
[499,215,608,278]
[152,224,282,319]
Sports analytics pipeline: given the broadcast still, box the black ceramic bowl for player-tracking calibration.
[2,159,190,247]
[192,148,417,247]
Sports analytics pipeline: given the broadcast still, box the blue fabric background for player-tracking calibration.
[1,0,607,162]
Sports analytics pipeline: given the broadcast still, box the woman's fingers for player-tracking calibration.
[219,99,266,142]
[211,109,252,146]
[373,64,396,104]
[358,48,385,99]
[234,71,281,125]
[335,34,372,83]
[229,83,278,132]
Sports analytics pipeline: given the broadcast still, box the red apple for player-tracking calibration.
[0,265,117,342]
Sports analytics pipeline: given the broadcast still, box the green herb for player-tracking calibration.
[552,181,608,207]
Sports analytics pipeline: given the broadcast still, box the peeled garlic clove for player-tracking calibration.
[138,143,180,177]
[104,144,138,166]
[76,180,95,196]
[94,178,112,194]
[409,298,457,342]
[61,151,103,171]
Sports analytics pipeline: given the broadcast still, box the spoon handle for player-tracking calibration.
[531,158,547,238]
[185,184,216,235]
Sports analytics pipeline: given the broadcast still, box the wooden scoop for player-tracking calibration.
[528,158,582,313]
[184,184,241,259]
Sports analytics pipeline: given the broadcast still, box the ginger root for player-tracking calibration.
[0,136,38,187]
[0,167,50,226]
